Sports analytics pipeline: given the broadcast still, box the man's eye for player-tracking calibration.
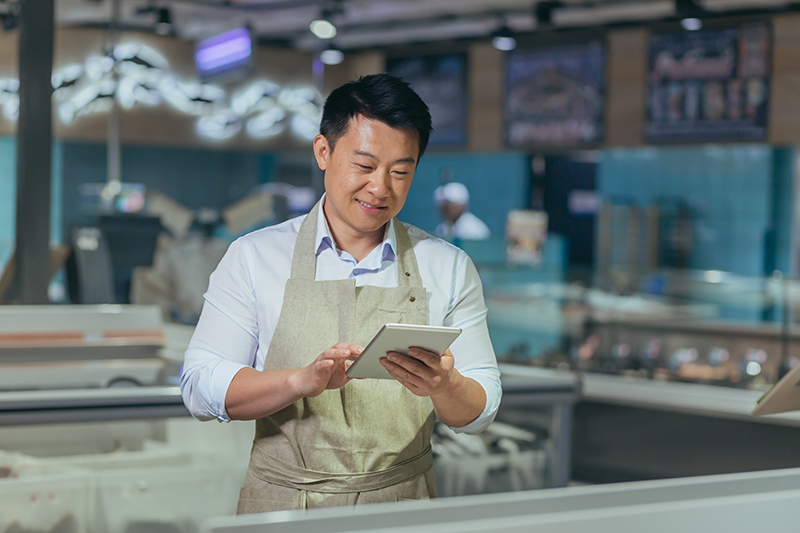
[357,164,372,171]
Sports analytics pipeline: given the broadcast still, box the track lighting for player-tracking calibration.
[492,25,516,52]
[320,44,344,65]
[155,7,172,36]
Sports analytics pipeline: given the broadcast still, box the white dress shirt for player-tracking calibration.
[181,205,501,434]
[435,211,491,241]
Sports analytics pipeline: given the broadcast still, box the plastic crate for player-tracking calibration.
[92,457,247,533]
[0,453,92,533]
[39,441,193,472]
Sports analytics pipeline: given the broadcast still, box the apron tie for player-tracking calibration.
[249,444,434,494]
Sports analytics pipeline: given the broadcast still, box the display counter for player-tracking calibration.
[0,349,579,533]
[201,466,800,533]
[479,267,800,482]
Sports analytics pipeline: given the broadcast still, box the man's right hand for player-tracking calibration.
[291,343,364,398]
[225,342,364,420]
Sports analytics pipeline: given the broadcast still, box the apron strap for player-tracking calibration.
[289,199,323,281]
[289,198,424,288]
[249,444,433,494]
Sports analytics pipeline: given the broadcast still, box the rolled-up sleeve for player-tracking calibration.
[443,251,502,434]
[180,238,259,422]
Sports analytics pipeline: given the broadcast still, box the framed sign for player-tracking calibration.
[646,23,770,142]
[505,41,605,146]
[387,54,467,147]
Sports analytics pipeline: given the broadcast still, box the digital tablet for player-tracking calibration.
[345,323,462,380]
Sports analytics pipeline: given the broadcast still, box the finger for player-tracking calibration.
[382,359,427,395]
[315,358,335,371]
[386,352,436,380]
[330,344,364,360]
[321,347,356,360]
[382,357,427,388]
[334,342,365,353]
[347,344,365,356]
[408,347,440,368]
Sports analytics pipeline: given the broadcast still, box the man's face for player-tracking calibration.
[314,115,419,242]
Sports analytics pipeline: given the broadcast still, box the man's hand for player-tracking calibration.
[380,348,456,398]
[380,347,486,428]
[291,343,363,398]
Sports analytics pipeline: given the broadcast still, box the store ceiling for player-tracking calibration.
[42,0,800,51]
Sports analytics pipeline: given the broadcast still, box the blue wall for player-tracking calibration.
[0,137,14,270]
[597,145,788,276]
[400,151,530,235]
[2,140,794,281]
[60,143,271,232]
[0,138,63,272]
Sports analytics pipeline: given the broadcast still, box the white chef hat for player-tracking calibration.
[434,182,470,207]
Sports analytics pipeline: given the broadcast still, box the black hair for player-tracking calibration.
[319,73,433,161]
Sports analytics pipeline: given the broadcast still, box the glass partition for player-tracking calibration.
[480,263,799,392]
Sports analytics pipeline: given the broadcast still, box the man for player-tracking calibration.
[434,182,491,240]
[181,74,501,514]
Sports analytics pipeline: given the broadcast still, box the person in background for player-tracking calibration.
[180,73,501,514]
[434,182,491,241]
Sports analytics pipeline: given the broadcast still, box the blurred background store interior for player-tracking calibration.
[4,0,800,531]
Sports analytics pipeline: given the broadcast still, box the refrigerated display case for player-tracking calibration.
[0,317,580,533]
[479,265,800,482]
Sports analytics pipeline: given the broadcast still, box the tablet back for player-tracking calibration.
[346,323,461,380]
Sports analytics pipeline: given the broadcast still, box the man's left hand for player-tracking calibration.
[380,348,456,397]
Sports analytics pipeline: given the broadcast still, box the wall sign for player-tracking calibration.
[387,54,467,147]
[0,41,323,143]
[646,23,770,142]
[505,41,605,146]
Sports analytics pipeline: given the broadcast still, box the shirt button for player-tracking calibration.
[409,296,416,302]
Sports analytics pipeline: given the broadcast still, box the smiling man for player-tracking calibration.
[180,73,501,514]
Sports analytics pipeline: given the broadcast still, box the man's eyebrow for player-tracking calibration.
[353,150,416,165]
[353,150,378,160]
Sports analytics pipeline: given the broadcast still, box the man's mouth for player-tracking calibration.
[356,199,386,210]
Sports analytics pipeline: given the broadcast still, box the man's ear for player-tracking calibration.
[313,134,330,171]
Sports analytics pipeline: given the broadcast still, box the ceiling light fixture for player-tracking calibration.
[0,1,18,32]
[675,0,706,31]
[535,1,561,27]
[155,7,172,36]
[491,25,516,52]
[681,17,702,31]
[320,44,344,65]
[310,10,337,40]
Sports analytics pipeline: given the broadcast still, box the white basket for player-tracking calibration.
[0,453,92,533]
[39,441,193,472]
[92,457,247,533]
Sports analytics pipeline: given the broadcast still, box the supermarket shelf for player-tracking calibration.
[581,372,800,427]
[0,386,189,426]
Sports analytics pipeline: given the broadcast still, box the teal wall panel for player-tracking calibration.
[0,137,63,274]
[400,152,530,236]
[0,137,14,270]
[598,145,775,276]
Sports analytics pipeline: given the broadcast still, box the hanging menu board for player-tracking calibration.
[646,24,770,142]
[387,54,467,147]
[505,41,605,146]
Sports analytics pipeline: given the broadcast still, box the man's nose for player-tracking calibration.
[367,170,390,198]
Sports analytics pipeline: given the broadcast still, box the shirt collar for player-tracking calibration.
[314,194,398,264]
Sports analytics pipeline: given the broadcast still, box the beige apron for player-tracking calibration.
[237,201,437,514]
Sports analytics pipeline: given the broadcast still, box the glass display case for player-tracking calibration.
[480,264,800,393]
[0,306,581,533]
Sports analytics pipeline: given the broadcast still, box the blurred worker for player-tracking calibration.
[434,182,490,240]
